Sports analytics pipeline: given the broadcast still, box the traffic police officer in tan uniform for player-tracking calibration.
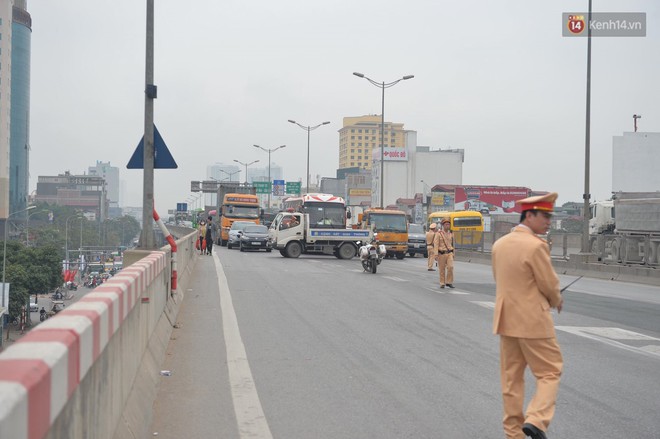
[491,193,564,439]
[426,223,437,270]
[434,218,455,288]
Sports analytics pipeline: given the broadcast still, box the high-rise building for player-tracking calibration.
[0,0,14,219]
[89,161,119,207]
[207,163,241,183]
[338,115,406,170]
[9,0,31,215]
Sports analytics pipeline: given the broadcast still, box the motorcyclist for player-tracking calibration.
[39,307,47,321]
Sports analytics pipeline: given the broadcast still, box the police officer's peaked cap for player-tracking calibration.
[516,192,558,212]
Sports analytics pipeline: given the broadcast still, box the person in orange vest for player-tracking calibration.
[491,192,564,439]
[433,218,454,288]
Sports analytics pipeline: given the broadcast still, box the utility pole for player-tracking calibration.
[139,0,156,248]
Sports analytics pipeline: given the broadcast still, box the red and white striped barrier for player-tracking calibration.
[0,252,167,439]
[153,208,178,291]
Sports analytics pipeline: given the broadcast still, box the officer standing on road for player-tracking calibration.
[434,218,455,288]
[426,223,437,271]
[491,192,564,439]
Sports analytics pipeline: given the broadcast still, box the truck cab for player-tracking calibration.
[589,200,614,235]
[359,209,408,259]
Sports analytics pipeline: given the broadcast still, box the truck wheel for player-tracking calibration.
[337,243,356,260]
[221,239,227,247]
[395,252,405,260]
[227,243,232,250]
[279,249,288,258]
[408,252,415,258]
[285,241,302,258]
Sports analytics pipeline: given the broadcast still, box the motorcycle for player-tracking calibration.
[358,234,386,273]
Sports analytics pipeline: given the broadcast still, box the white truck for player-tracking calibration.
[590,192,660,264]
[269,212,372,259]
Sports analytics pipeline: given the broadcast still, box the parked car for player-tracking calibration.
[30,303,39,313]
[407,223,428,258]
[227,221,257,249]
[239,225,272,252]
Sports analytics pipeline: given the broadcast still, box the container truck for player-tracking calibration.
[589,192,660,264]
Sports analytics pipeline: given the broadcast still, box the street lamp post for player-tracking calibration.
[353,72,414,208]
[2,206,36,310]
[253,145,286,208]
[218,169,241,182]
[233,159,260,185]
[288,120,330,194]
[65,215,82,270]
[581,0,593,254]
[26,209,47,247]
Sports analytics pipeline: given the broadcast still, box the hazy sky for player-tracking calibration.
[27,0,659,211]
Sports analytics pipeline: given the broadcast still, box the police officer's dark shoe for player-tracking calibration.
[446,284,455,289]
[522,423,547,439]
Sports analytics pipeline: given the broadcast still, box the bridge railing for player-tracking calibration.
[0,227,198,439]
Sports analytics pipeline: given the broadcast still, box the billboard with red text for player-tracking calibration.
[454,186,530,213]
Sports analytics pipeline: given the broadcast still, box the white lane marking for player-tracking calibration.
[641,345,660,355]
[471,301,495,309]
[448,289,470,295]
[383,276,407,282]
[212,253,273,439]
[556,326,660,360]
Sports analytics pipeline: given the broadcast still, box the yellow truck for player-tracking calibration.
[359,209,408,259]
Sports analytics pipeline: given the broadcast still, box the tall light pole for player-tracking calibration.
[66,215,82,270]
[218,169,241,182]
[288,120,330,194]
[233,159,260,185]
[2,206,36,310]
[581,0,593,254]
[353,72,414,208]
[26,209,47,247]
[253,145,286,208]
[140,0,156,249]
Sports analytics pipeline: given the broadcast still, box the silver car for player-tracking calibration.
[227,221,257,249]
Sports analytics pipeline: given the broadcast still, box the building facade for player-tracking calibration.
[35,172,108,221]
[372,131,464,208]
[0,0,14,219]
[89,161,119,207]
[9,0,30,215]
[338,115,406,170]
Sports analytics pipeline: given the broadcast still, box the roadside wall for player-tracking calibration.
[0,228,198,439]
[455,249,660,286]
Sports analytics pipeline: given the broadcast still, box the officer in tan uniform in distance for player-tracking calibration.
[491,192,564,439]
[434,218,455,288]
[426,223,437,271]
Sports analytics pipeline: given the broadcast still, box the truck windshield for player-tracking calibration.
[224,205,259,219]
[306,205,345,229]
[368,214,407,233]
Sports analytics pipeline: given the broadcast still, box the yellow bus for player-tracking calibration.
[219,194,260,246]
[427,211,484,250]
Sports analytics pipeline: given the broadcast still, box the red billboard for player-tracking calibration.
[454,186,530,213]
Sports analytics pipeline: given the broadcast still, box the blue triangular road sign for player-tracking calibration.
[127,125,178,169]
